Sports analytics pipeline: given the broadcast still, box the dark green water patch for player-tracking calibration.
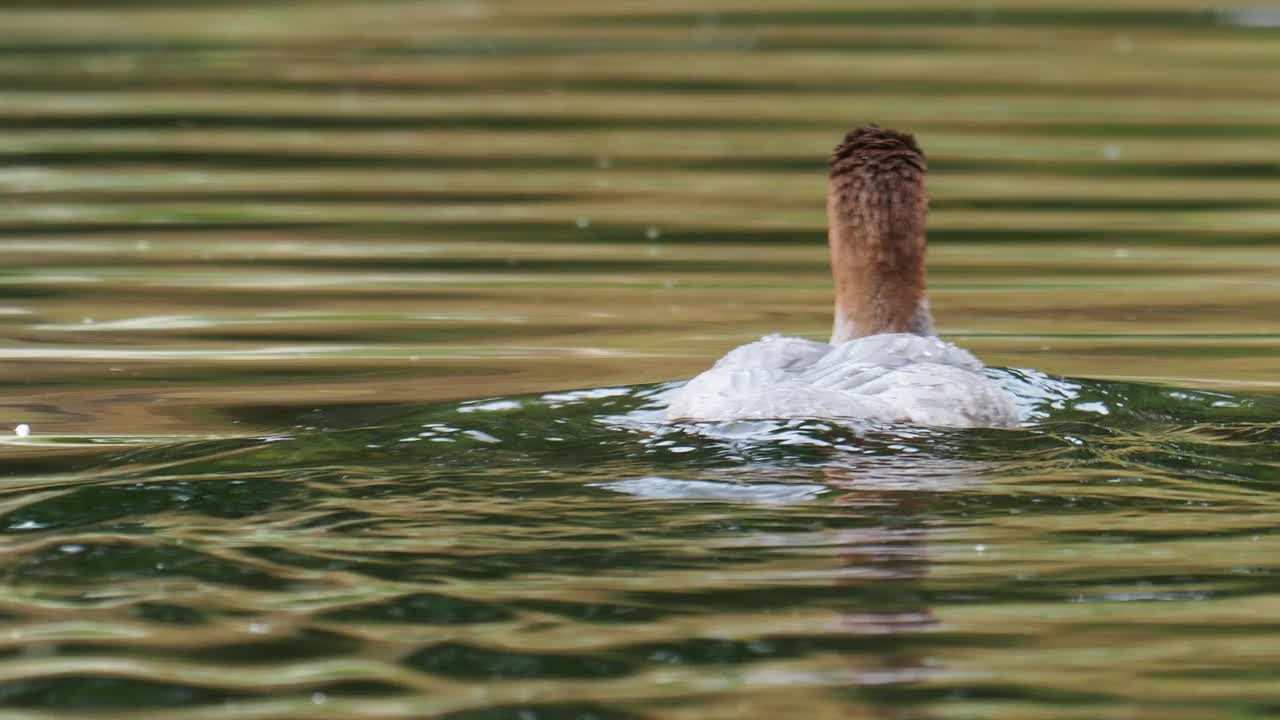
[185,628,363,664]
[0,477,299,533]
[513,599,669,624]
[404,642,636,680]
[317,592,514,625]
[13,541,297,591]
[0,676,258,709]
[129,602,208,625]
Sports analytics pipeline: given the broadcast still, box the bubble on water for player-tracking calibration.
[596,477,828,504]
[1103,144,1122,160]
[1074,401,1111,415]
[463,430,501,443]
[459,400,522,413]
[541,387,631,404]
[14,424,29,437]
[574,217,591,229]
[645,226,662,240]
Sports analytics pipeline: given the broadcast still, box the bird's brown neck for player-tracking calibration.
[827,126,934,344]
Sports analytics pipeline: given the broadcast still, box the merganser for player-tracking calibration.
[667,126,1019,428]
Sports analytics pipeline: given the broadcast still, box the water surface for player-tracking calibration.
[0,1,1278,718]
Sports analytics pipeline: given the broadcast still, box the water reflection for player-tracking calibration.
[602,408,1007,715]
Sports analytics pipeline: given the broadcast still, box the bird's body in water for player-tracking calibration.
[667,126,1019,428]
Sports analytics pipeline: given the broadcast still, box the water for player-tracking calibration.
[4,376,1280,718]
[1,1,1279,718]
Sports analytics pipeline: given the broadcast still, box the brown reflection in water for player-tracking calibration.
[818,454,992,718]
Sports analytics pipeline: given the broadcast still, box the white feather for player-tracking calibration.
[667,333,1019,428]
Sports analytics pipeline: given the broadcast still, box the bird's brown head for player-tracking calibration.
[826,125,933,343]
[830,125,926,182]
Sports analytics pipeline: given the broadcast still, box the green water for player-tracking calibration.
[0,1,1279,718]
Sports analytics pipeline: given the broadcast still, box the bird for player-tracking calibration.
[666,125,1019,428]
